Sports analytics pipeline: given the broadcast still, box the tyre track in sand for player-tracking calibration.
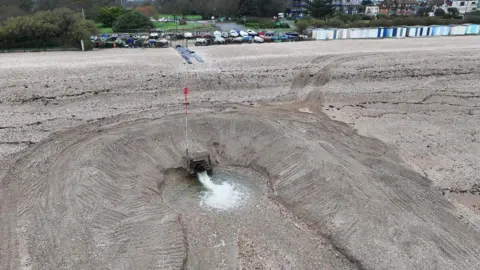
[2,104,480,269]
[2,40,480,269]
[3,128,186,269]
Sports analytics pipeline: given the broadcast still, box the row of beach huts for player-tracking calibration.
[312,24,480,40]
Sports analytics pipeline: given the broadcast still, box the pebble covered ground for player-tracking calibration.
[1,37,480,269]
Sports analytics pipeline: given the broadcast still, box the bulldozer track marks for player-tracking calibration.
[2,45,480,268]
[1,105,480,269]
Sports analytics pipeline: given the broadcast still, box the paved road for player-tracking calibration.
[215,22,245,31]
[193,20,295,32]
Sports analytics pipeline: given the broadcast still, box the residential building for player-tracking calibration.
[443,0,478,13]
[332,0,362,14]
[290,0,311,18]
[365,5,380,14]
[378,0,419,15]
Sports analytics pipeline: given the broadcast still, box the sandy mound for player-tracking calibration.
[1,38,480,269]
[1,101,479,269]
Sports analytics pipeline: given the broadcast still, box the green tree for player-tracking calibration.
[309,18,326,27]
[112,11,153,32]
[238,0,261,16]
[236,0,285,17]
[19,0,34,12]
[361,0,373,5]
[348,20,370,27]
[135,5,158,17]
[0,4,28,24]
[152,0,285,18]
[306,0,333,19]
[416,7,429,16]
[0,8,97,50]
[295,20,308,33]
[326,18,345,27]
[369,18,392,26]
[258,0,274,16]
[434,8,446,16]
[97,6,127,27]
[447,7,459,15]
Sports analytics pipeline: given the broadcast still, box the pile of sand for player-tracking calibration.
[1,37,480,269]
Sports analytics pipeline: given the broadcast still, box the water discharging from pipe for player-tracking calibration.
[197,171,245,211]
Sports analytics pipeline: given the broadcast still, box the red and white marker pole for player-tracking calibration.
[184,87,189,156]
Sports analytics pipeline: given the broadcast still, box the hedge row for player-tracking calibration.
[244,22,290,28]
[0,8,98,50]
[239,18,290,29]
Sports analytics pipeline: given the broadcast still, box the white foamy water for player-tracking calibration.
[197,171,245,211]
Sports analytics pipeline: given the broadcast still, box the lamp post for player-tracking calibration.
[174,5,178,42]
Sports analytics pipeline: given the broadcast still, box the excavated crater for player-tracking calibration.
[2,100,480,269]
[2,41,480,270]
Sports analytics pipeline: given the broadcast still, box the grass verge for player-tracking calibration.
[155,14,203,20]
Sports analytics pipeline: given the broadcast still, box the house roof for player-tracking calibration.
[379,0,420,6]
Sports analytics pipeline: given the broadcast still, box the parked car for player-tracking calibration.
[156,39,169,47]
[285,32,300,41]
[259,34,273,42]
[95,40,105,48]
[254,36,264,43]
[119,33,131,40]
[165,33,184,39]
[201,33,211,38]
[115,38,124,47]
[229,30,239,37]
[126,37,135,46]
[247,29,257,36]
[214,36,226,44]
[195,38,208,46]
[232,36,243,43]
[242,36,253,42]
[149,33,160,40]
